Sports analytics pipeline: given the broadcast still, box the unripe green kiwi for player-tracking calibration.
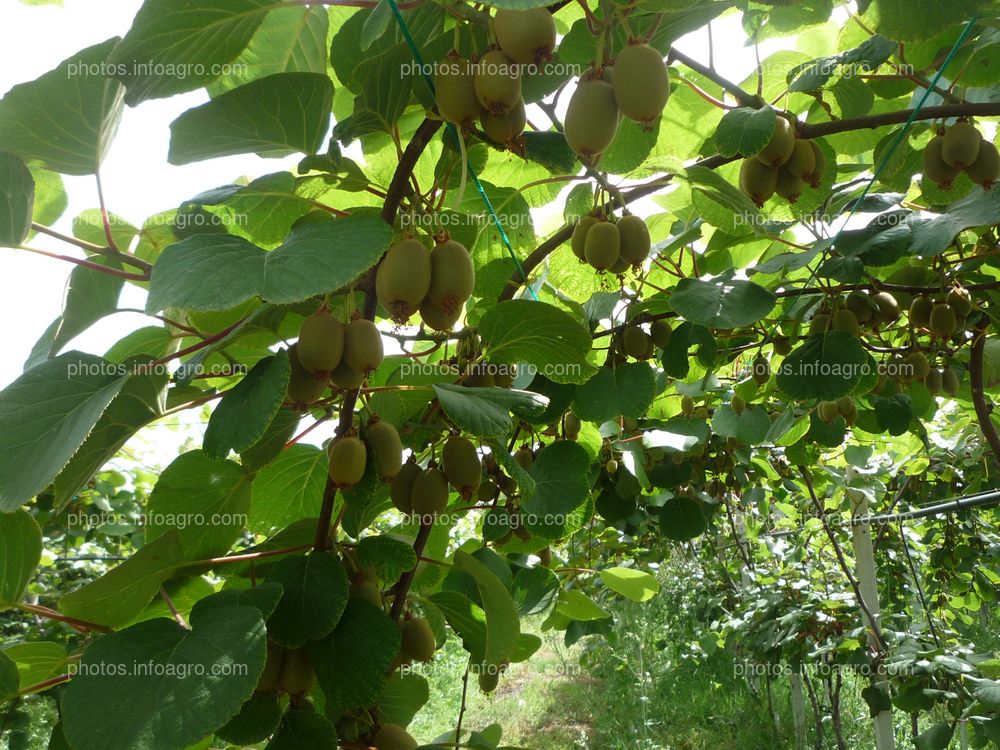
[622,326,654,360]
[650,319,672,349]
[731,395,746,414]
[681,395,695,415]
[966,140,1000,188]
[946,288,972,317]
[514,447,534,471]
[909,295,933,328]
[257,642,285,692]
[474,50,521,115]
[351,579,383,607]
[739,158,778,207]
[428,239,475,314]
[372,723,418,750]
[435,52,483,126]
[832,308,861,337]
[873,292,900,323]
[479,668,500,693]
[480,98,526,144]
[565,76,621,160]
[400,617,437,662]
[923,133,961,189]
[493,7,556,64]
[804,139,826,188]
[391,460,421,514]
[809,312,831,336]
[775,166,803,203]
[929,302,957,338]
[328,436,367,488]
[296,309,345,374]
[845,291,873,323]
[611,43,670,126]
[773,336,792,355]
[331,359,365,390]
[410,467,449,515]
[754,115,795,167]
[564,413,582,438]
[924,368,943,394]
[366,419,403,481]
[376,239,432,323]
[752,355,770,385]
[942,367,960,396]
[442,436,482,496]
[571,215,598,261]
[584,220,621,270]
[818,400,839,423]
[941,121,982,170]
[278,648,315,694]
[287,344,329,405]
[784,139,816,179]
[904,351,930,381]
[836,396,854,417]
[420,297,463,332]
[344,319,384,373]
[616,214,651,266]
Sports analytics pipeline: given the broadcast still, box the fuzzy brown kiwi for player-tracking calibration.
[754,116,795,167]
[650,319,672,349]
[410,467,449,515]
[571,215,598,261]
[739,158,778,207]
[946,288,973,317]
[836,396,854,417]
[784,139,816,179]
[479,668,500,693]
[832,309,861,337]
[390,460,420,514]
[564,412,582,439]
[427,239,475,315]
[965,140,1000,188]
[584,220,621,270]
[616,214,651,266]
[904,351,930,381]
[474,50,521,114]
[420,297,463,332]
[287,344,329,405]
[400,617,437,662]
[366,419,403,481]
[775,166,803,203]
[873,292,900,323]
[376,239,432,323]
[480,98,526,144]
[804,140,826,188]
[442,436,482,496]
[818,400,839,423]
[331,359,365,390]
[435,51,483,126]
[514,447,534,471]
[923,133,961,189]
[929,302,957,338]
[845,291,873,323]
[344,319,384,373]
[942,368,960,396]
[680,395,695,415]
[772,336,792,355]
[493,7,556,64]
[611,43,670,126]
[941,120,982,170]
[809,312,832,336]
[565,76,621,160]
[351,579,383,607]
[372,724,418,750]
[752,355,770,385]
[328,436,367,488]
[296,308,345,374]
[731,395,746,414]
[909,295,933,328]
[924,368,943,395]
[622,325,654,360]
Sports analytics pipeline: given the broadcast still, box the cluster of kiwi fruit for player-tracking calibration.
[453,332,516,387]
[922,119,1000,190]
[612,317,673,361]
[255,641,316,696]
[815,396,859,426]
[571,212,651,273]
[738,117,826,206]
[376,234,475,332]
[327,415,404,489]
[389,435,483,517]
[565,42,671,163]
[434,7,556,145]
[286,307,385,406]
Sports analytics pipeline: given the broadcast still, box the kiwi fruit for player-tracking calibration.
[410,467,449,516]
[904,351,930,381]
[479,669,500,693]
[584,220,621,270]
[809,312,831,336]
[400,617,437,662]
[784,139,816,180]
[622,325,654,360]
[650,319,672,348]
[922,134,961,189]
[836,396,854,417]
[287,344,329,405]
[731,395,746,414]
[278,648,315,694]
[331,359,365,390]
[427,239,475,315]
[376,238,432,323]
[474,50,521,114]
[775,166,803,203]
[391,460,421,514]
[435,51,483,126]
[494,364,516,388]
[909,295,933,328]
[372,723,418,750]
[611,43,670,126]
[817,400,839,423]
[681,395,695,415]
[565,76,621,160]
[873,292,900,323]
[564,413,582,439]
[751,355,770,385]
[420,297,463,332]
[966,140,1000,188]
[514,447,534,471]
[845,291,873,323]
[755,116,795,167]
[442,436,482,496]
[924,368,943,395]
[772,336,792,355]
[929,302,957,338]
[739,158,778,207]
[351,579,383,607]
[480,98,526,144]
[946,288,973,317]
[296,308,345,374]
[832,308,861,337]
[804,140,826,188]
[257,642,285,692]
[615,214,650,267]
[571,215,598,261]
[942,367,960,396]
[345,319,384,373]
[493,7,556,64]
[366,419,403,481]
[941,121,982,170]
[328,436,367,488]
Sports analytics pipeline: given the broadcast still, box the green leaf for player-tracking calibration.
[217,692,282,745]
[0,510,42,608]
[378,673,429,727]
[909,189,1000,257]
[572,364,656,423]
[62,606,266,750]
[0,152,34,246]
[711,404,771,444]
[873,394,912,436]
[776,332,870,400]
[600,567,660,602]
[266,710,338,750]
[190,582,284,621]
[204,353,291,458]
[479,300,595,385]
[669,276,776,328]
[659,496,707,541]
[1,642,67,691]
[913,722,954,750]
[355,535,418,582]
[59,531,184,628]
[0,353,130,511]
[713,106,776,158]
[0,651,18,702]
[146,215,393,313]
[433,384,548,438]
[249,444,327,535]
[556,589,610,621]
[266,552,350,648]
[334,46,413,139]
[241,408,300,471]
[107,0,275,104]
[867,0,986,42]
[169,73,334,164]
[521,441,591,538]
[147,450,251,560]
[453,550,521,667]
[0,39,123,175]
[28,168,67,231]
